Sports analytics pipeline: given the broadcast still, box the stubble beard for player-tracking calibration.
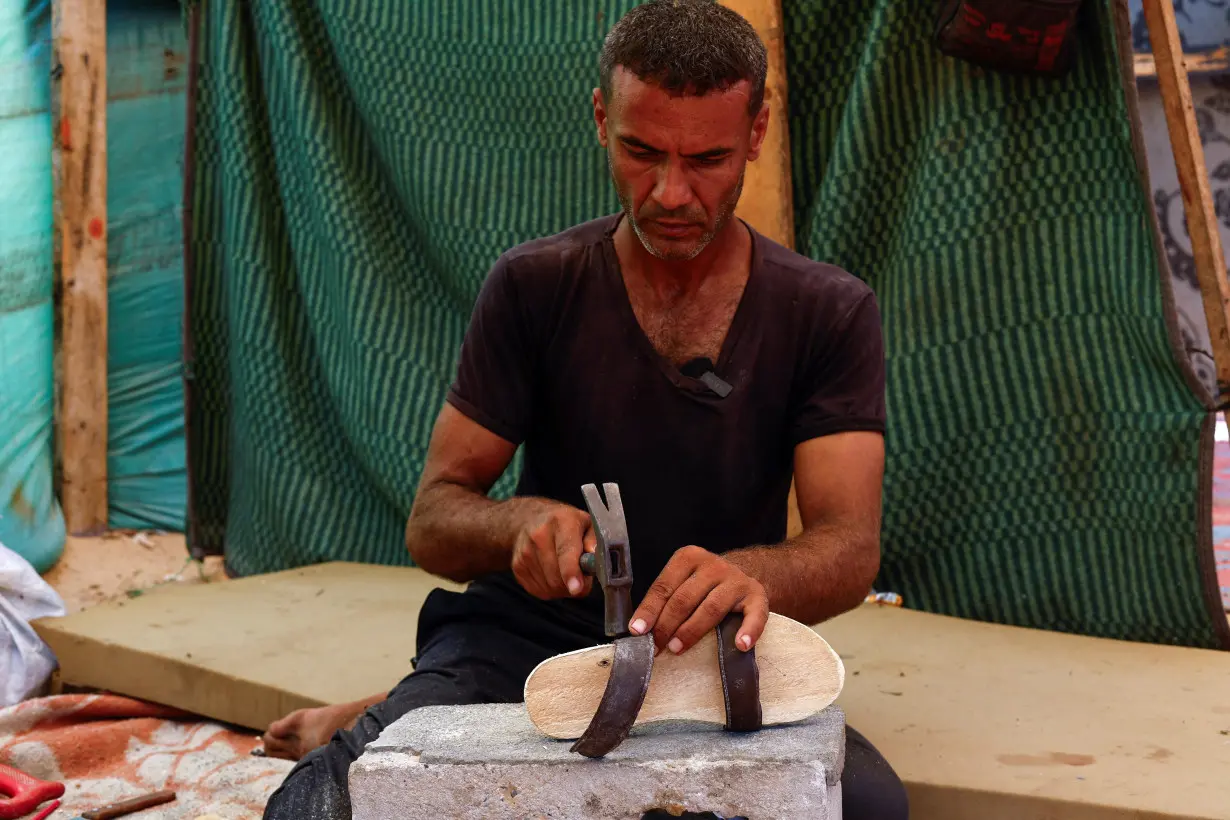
[609,153,745,262]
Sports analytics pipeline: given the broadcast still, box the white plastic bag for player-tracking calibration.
[0,539,65,705]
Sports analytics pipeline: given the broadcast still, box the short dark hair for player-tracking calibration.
[599,0,768,116]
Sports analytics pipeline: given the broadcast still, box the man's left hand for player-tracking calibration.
[627,545,768,655]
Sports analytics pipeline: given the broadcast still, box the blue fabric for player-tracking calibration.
[0,0,189,554]
[0,0,63,571]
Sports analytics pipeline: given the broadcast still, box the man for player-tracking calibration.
[263,2,908,818]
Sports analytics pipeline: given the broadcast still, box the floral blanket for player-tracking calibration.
[0,695,292,819]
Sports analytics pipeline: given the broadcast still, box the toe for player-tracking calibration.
[260,732,304,761]
[267,715,298,739]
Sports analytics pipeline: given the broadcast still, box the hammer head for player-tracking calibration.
[578,483,634,637]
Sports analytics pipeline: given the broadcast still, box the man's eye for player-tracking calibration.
[627,149,655,160]
[694,156,726,167]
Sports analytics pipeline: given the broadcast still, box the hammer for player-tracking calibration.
[571,482,655,759]
[578,482,634,638]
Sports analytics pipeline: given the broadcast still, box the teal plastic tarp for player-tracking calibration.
[0,0,188,567]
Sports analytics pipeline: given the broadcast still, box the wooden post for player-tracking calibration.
[1142,0,1230,402]
[719,0,803,536]
[721,0,795,249]
[52,0,108,535]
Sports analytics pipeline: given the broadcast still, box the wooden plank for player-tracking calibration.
[1134,45,1230,79]
[52,0,109,535]
[719,0,805,537]
[1142,0,1230,402]
[720,0,795,250]
[33,562,464,732]
[820,604,1230,819]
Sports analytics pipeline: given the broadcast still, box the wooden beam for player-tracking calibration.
[1142,0,1230,402]
[1134,45,1230,78]
[719,0,804,537]
[822,604,1230,818]
[52,0,108,535]
[721,0,795,249]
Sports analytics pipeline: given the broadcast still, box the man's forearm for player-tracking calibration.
[724,524,879,626]
[404,480,539,582]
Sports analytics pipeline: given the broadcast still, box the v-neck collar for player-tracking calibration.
[600,212,762,398]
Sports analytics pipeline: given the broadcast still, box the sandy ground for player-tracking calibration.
[42,531,227,615]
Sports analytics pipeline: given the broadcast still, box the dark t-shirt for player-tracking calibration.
[445,213,886,637]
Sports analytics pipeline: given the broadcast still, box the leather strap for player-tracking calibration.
[569,633,655,758]
[716,612,762,732]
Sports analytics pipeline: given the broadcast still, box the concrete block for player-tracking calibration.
[349,702,845,819]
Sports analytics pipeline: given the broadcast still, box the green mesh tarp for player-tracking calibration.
[187,0,1230,649]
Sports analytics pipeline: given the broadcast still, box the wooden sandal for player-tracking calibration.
[524,611,845,744]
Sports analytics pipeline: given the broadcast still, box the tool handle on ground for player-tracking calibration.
[30,799,60,820]
[0,762,65,820]
[80,789,177,819]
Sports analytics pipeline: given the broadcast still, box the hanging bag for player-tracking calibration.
[934,0,1084,76]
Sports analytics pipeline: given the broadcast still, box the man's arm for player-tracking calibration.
[627,430,884,654]
[405,403,596,598]
[729,430,884,621]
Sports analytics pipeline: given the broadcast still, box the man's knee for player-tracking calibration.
[262,665,502,820]
[263,700,407,820]
[263,743,353,820]
[842,772,909,820]
[842,726,909,820]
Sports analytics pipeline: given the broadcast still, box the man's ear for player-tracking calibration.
[593,88,609,147]
[746,101,770,162]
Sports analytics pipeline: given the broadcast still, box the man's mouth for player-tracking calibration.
[652,221,698,237]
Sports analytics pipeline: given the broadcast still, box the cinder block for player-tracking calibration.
[350,702,845,819]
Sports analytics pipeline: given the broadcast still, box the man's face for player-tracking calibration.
[594,67,769,261]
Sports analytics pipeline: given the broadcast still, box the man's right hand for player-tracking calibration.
[511,501,597,600]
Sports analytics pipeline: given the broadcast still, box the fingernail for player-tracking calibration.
[668,638,683,654]
[567,578,581,595]
[739,634,752,650]
[630,619,647,634]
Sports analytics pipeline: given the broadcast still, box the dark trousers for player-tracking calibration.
[264,585,909,819]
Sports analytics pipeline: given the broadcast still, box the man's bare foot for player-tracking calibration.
[261,694,386,761]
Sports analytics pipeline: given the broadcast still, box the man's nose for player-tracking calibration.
[652,160,693,212]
